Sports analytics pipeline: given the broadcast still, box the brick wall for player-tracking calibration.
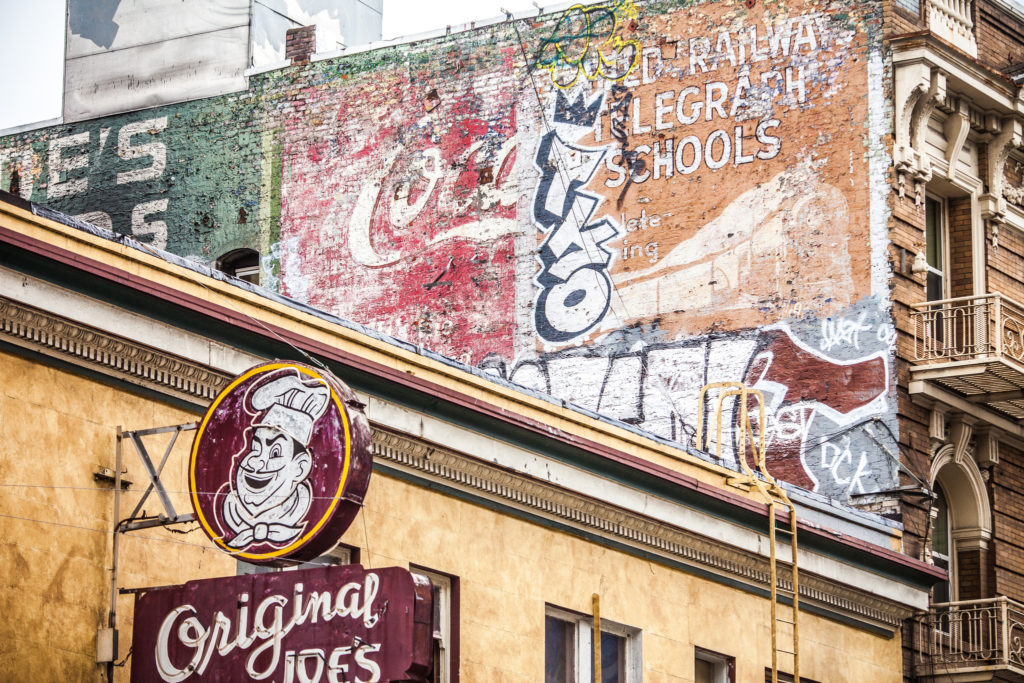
[884,0,926,36]
[286,25,317,65]
[975,0,1024,71]
[989,218,1024,303]
[956,548,988,599]
[0,0,902,503]
[994,443,1024,600]
[948,196,974,298]
[890,190,931,555]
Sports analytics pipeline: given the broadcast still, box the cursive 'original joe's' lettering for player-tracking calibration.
[155,573,382,682]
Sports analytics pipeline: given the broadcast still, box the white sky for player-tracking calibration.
[0,0,541,132]
[0,0,66,131]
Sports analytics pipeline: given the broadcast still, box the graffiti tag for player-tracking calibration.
[536,0,641,89]
[533,92,620,343]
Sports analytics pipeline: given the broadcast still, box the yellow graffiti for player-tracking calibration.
[536,0,641,89]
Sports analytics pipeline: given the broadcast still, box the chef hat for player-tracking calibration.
[248,370,331,446]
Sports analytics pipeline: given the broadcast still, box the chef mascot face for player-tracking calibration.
[221,369,331,549]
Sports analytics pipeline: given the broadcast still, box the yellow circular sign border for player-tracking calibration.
[189,361,353,561]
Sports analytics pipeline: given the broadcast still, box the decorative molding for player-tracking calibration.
[931,443,992,551]
[949,416,975,465]
[0,294,231,402]
[372,428,916,631]
[981,118,1023,246]
[0,290,919,630]
[894,64,944,204]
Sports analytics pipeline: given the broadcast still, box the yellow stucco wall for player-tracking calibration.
[0,348,903,682]
[352,474,904,683]
[0,349,232,680]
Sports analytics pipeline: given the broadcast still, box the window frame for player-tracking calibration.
[765,670,821,683]
[924,193,949,302]
[545,604,642,683]
[411,565,459,683]
[694,646,735,683]
[215,247,261,285]
[931,483,957,605]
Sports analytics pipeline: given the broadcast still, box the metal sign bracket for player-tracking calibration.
[117,422,198,533]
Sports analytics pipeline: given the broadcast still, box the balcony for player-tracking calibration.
[910,294,1024,422]
[927,0,977,57]
[914,597,1024,681]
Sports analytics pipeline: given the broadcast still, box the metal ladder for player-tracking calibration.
[698,382,800,683]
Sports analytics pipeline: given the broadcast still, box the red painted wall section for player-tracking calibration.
[279,53,521,365]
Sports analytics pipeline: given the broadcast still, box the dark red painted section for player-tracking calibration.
[130,565,433,682]
[190,361,372,566]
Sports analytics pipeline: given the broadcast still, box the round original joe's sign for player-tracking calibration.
[190,361,371,565]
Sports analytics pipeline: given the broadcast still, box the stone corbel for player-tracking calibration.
[929,407,947,451]
[984,211,1003,249]
[943,97,971,176]
[949,414,976,465]
[974,426,1000,469]
[981,117,1023,247]
[894,64,945,204]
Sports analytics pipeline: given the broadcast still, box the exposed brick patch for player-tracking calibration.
[286,25,316,65]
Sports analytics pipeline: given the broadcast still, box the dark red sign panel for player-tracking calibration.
[189,361,371,565]
[131,565,433,682]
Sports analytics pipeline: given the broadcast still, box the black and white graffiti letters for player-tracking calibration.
[533,92,620,343]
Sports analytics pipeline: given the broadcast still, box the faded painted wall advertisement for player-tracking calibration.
[278,63,521,364]
[0,0,895,499]
[529,0,869,345]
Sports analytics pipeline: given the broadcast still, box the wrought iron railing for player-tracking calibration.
[910,293,1024,365]
[915,597,1024,674]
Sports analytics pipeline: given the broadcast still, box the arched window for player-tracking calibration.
[931,483,952,604]
[216,248,260,285]
[929,444,992,603]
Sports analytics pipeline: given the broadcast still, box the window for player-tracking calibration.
[545,605,641,683]
[765,671,820,683]
[925,196,947,303]
[928,445,993,608]
[216,247,260,284]
[236,543,358,575]
[412,566,458,683]
[932,484,953,605]
[893,0,920,17]
[695,647,734,683]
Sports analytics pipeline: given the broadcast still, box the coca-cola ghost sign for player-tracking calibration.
[189,361,372,565]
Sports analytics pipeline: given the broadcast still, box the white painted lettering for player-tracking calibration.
[48,132,90,199]
[117,116,168,184]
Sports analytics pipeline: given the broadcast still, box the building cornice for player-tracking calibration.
[0,199,748,494]
[890,33,1021,111]
[372,427,920,633]
[0,293,232,404]
[0,200,945,610]
[0,285,936,633]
